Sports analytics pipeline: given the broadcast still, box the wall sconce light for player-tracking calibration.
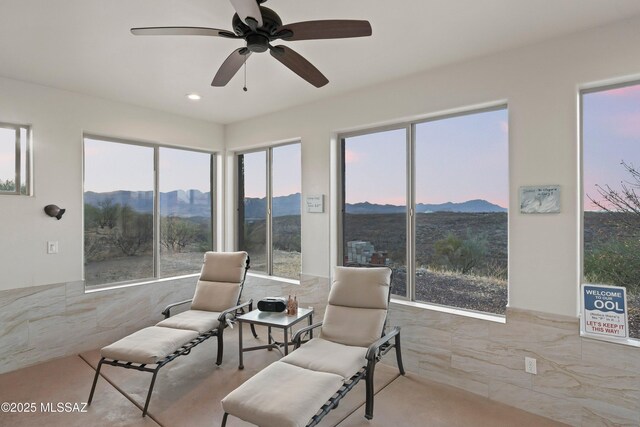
[44,204,65,220]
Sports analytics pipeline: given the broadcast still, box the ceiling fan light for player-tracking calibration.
[186,93,201,101]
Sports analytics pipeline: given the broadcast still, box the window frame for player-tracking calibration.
[0,122,31,196]
[579,80,640,346]
[82,134,217,289]
[338,104,509,313]
[236,140,301,279]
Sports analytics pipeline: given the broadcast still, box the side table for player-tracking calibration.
[236,307,314,369]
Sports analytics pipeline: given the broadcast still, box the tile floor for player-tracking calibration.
[0,325,566,427]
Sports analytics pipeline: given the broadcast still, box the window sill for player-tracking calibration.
[390,298,506,323]
[246,271,301,285]
[580,332,640,348]
[84,273,200,294]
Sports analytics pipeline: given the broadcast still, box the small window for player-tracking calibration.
[0,123,31,195]
[237,142,301,280]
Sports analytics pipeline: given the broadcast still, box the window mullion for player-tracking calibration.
[153,146,160,279]
[14,127,20,195]
[266,148,273,276]
[407,124,416,301]
[210,153,216,252]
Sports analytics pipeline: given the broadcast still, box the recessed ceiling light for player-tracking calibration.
[186,93,201,101]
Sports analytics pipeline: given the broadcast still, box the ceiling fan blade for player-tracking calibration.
[229,0,263,28]
[131,26,237,38]
[277,20,372,41]
[269,45,328,88]
[212,48,252,87]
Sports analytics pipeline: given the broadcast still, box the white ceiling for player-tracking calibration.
[2,0,640,124]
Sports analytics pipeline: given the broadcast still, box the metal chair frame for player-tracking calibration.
[88,256,254,417]
[221,266,405,426]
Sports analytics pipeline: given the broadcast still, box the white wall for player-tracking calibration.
[225,16,640,317]
[0,77,224,291]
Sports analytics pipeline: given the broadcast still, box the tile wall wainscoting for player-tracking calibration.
[1,274,638,426]
[384,304,640,426]
[0,274,329,374]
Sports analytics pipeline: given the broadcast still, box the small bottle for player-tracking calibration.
[293,295,298,315]
[287,294,293,315]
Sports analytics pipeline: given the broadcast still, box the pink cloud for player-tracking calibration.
[344,149,361,164]
[599,85,640,98]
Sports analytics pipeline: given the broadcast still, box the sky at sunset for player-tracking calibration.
[344,108,509,208]
[84,138,212,193]
[583,84,640,211]
[241,143,301,198]
[52,84,640,211]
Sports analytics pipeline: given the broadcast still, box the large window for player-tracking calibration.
[582,82,640,340]
[341,106,508,316]
[237,142,301,279]
[343,128,407,295]
[84,136,214,288]
[0,123,31,195]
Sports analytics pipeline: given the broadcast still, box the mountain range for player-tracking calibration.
[85,191,505,218]
[346,199,506,214]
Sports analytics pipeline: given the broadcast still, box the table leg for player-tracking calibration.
[267,326,272,351]
[283,327,289,355]
[238,321,244,370]
[309,313,313,339]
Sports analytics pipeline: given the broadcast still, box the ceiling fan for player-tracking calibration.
[131,0,372,88]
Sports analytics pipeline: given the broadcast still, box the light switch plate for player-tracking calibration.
[47,241,58,254]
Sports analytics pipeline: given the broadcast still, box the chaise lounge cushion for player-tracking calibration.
[329,266,391,309]
[101,326,199,365]
[221,361,343,427]
[156,310,222,334]
[320,305,387,347]
[190,251,248,312]
[280,337,367,380]
[319,266,390,347]
[200,251,248,283]
[191,281,241,312]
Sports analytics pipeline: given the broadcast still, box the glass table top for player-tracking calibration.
[237,307,313,327]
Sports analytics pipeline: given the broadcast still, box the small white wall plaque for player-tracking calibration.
[305,194,324,213]
[519,185,560,214]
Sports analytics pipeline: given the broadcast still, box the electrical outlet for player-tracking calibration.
[525,357,537,374]
[47,241,58,254]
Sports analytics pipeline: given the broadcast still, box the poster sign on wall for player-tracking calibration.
[519,185,560,213]
[305,195,324,213]
[581,284,628,339]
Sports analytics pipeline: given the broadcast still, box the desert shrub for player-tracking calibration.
[97,199,120,229]
[110,206,153,256]
[0,179,15,191]
[0,179,26,193]
[84,233,109,263]
[584,237,640,294]
[432,233,487,274]
[161,216,200,252]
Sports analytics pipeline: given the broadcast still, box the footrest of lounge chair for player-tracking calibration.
[222,361,343,427]
[101,326,200,365]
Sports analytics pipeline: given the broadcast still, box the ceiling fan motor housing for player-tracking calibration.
[232,6,282,41]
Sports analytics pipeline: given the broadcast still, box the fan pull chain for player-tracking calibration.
[243,61,248,92]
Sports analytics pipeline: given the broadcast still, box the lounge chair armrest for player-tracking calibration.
[161,299,193,319]
[292,321,323,348]
[366,326,401,361]
[218,299,253,324]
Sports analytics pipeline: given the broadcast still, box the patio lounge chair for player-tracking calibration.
[220,266,404,427]
[88,251,253,417]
